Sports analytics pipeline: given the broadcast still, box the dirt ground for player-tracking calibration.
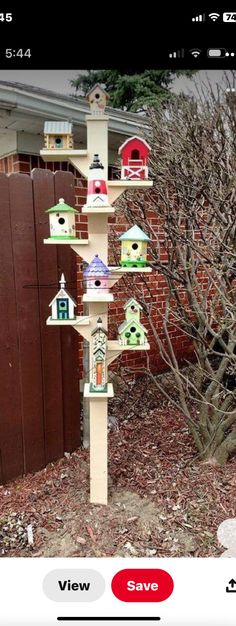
[1,375,236,558]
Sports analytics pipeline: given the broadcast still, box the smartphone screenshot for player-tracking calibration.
[0,5,236,625]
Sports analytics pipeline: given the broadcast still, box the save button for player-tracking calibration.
[111,569,174,602]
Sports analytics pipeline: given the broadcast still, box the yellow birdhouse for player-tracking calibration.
[119,225,150,267]
[86,84,109,115]
[43,121,73,150]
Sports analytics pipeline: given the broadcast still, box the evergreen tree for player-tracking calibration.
[70,69,195,113]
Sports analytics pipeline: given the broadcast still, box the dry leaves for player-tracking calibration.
[0,375,235,558]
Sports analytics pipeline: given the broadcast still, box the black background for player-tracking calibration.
[0,4,235,69]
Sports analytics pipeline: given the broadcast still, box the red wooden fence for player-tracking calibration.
[0,169,81,483]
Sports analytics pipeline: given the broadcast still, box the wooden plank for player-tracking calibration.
[0,174,24,482]
[54,171,81,451]
[32,168,64,463]
[9,173,45,473]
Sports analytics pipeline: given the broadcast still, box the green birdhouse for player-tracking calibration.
[46,197,79,239]
[119,224,150,268]
[118,298,148,346]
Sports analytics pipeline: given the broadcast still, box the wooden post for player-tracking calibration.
[90,398,108,504]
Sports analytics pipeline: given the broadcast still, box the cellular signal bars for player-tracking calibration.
[169,49,184,58]
[192,14,205,22]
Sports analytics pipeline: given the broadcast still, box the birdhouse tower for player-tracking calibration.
[46,198,78,239]
[119,224,150,267]
[119,136,150,180]
[118,298,147,346]
[90,317,108,393]
[42,81,154,507]
[44,121,73,150]
[86,84,109,115]
[84,154,109,207]
[49,274,77,320]
[84,255,111,295]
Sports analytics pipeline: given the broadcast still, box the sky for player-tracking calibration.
[0,69,227,98]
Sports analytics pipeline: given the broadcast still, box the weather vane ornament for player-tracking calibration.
[41,82,153,504]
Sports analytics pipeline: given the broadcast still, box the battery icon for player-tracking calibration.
[207,48,233,57]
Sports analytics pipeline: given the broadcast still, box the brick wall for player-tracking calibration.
[0,153,78,175]
[0,153,194,380]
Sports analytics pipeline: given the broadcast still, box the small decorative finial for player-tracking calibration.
[59,198,64,204]
[59,273,66,288]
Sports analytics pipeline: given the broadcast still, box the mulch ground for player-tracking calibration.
[0,375,235,558]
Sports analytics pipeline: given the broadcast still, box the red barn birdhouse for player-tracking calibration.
[118,136,151,180]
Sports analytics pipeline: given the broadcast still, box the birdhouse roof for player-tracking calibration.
[46,198,78,214]
[49,288,77,307]
[84,255,111,277]
[118,318,147,334]
[91,325,108,337]
[118,135,151,154]
[119,225,150,241]
[86,83,109,101]
[124,298,143,311]
[44,121,72,134]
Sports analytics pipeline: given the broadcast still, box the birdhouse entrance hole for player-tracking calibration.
[131,149,140,160]
[132,242,138,250]
[55,137,62,147]
[58,217,65,225]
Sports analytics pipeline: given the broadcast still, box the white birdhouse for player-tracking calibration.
[46,198,78,239]
[86,84,109,115]
[90,317,108,393]
[49,274,77,320]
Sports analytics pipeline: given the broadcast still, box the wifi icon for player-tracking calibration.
[190,49,201,58]
[209,12,220,21]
